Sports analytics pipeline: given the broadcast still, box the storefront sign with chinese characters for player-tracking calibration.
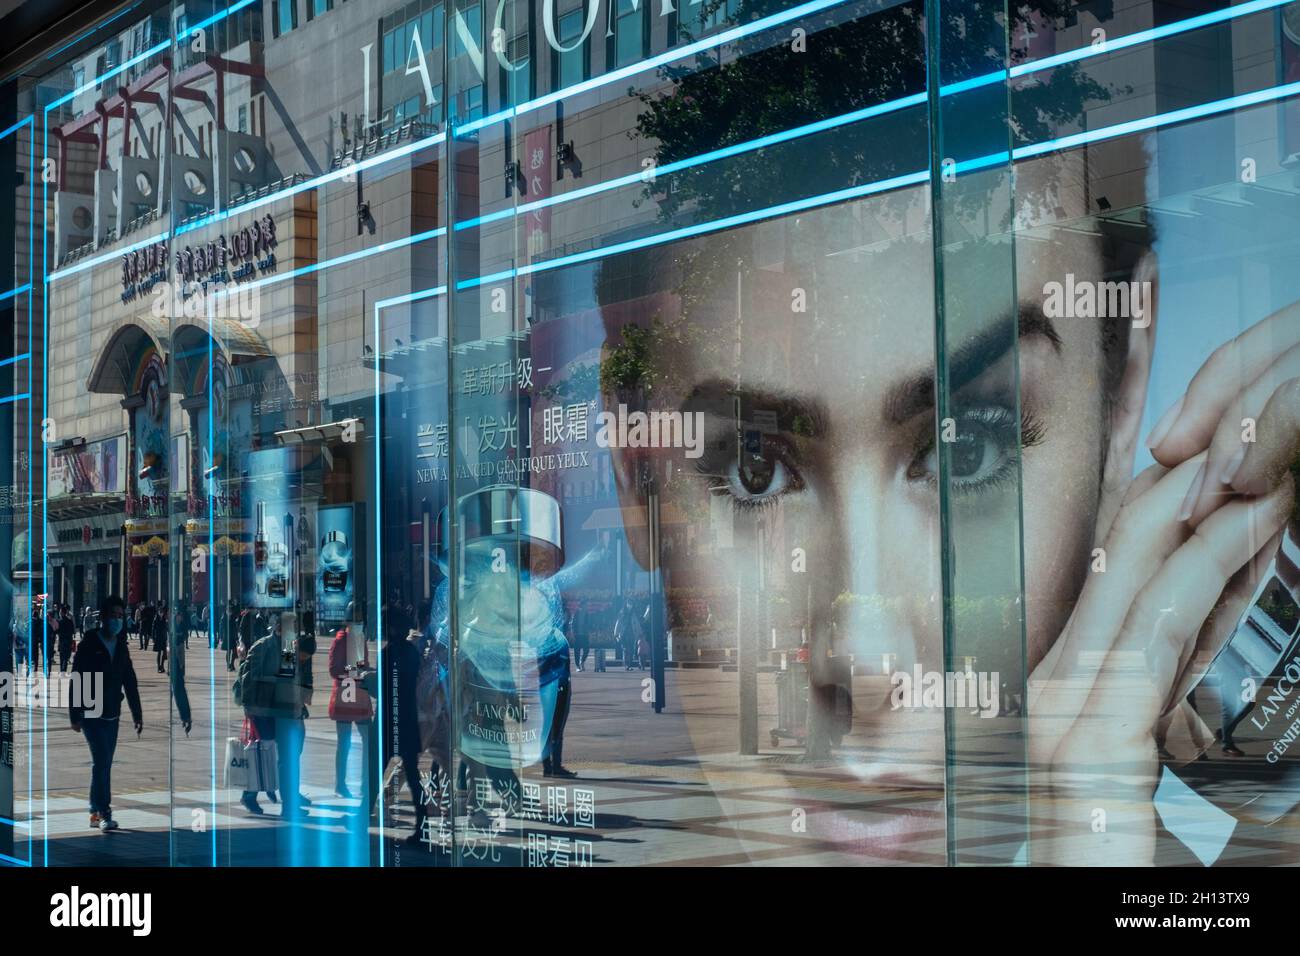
[174,214,279,293]
[460,358,533,396]
[522,126,552,258]
[413,403,595,484]
[524,784,596,867]
[413,774,595,866]
[120,240,170,303]
[126,492,169,518]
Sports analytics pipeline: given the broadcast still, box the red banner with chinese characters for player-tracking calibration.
[522,125,553,261]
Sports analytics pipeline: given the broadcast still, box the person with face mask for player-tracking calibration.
[70,595,143,832]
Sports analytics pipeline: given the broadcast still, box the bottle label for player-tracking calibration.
[458,651,558,769]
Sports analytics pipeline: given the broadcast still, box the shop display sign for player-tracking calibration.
[316,504,355,624]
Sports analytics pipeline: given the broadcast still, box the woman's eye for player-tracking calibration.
[706,452,800,509]
[948,427,1008,481]
[731,456,786,498]
[912,406,1034,493]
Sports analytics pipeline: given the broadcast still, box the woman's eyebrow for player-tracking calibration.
[882,306,1061,425]
[685,383,830,439]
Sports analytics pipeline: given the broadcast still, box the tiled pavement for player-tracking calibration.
[7,652,1300,866]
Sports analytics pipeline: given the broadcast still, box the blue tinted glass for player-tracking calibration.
[616,10,641,66]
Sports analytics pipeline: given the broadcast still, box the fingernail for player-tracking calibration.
[1145,396,1184,449]
[1218,446,1247,486]
[1178,462,1206,522]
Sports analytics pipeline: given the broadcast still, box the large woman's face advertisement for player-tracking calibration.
[603,184,1133,859]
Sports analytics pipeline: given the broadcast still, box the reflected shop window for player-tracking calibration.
[0,0,1297,868]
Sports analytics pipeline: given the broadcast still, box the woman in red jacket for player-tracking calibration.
[328,627,374,799]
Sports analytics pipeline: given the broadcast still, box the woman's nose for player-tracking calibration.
[821,487,942,674]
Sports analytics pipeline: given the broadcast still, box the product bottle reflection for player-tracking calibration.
[437,485,575,832]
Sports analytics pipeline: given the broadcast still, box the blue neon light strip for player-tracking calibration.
[0,284,31,302]
[1013,0,1296,77]
[0,353,30,369]
[40,100,48,866]
[0,115,33,140]
[458,170,929,290]
[457,92,927,232]
[939,72,1006,96]
[1011,78,1300,160]
[374,312,382,866]
[455,75,1300,288]
[953,150,1011,174]
[456,0,861,135]
[0,393,30,405]
[46,230,167,282]
[206,227,446,301]
[44,0,265,112]
[174,131,448,237]
[44,3,142,60]
[26,116,34,868]
[0,852,32,867]
[941,0,1297,96]
[374,286,448,311]
[0,815,30,829]
[185,0,258,38]
[46,39,172,112]
[41,0,1300,275]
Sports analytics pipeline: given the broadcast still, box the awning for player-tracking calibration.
[130,536,169,558]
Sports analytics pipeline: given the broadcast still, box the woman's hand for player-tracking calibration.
[1028,300,1300,864]
[1028,456,1290,864]
[1147,300,1300,527]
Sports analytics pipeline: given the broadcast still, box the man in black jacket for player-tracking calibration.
[70,595,143,832]
[56,604,76,671]
[137,602,153,651]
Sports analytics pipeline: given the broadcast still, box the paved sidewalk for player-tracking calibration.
[8,647,1300,866]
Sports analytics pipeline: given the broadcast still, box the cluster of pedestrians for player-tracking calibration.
[9,602,82,674]
[56,586,598,845]
[565,597,653,672]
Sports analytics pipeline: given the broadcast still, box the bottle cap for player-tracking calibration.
[437,484,562,571]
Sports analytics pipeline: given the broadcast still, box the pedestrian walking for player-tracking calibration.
[568,601,590,671]
[57,604,76,672]
[328,626,373,800]
[153,601,168,673]
[70,595,143,832]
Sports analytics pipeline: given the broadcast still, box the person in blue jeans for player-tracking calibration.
[69,595,143,832]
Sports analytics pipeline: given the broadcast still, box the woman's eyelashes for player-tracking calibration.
[697,436,805,512]
[907,404,1045,494]
[693,403,1043,510]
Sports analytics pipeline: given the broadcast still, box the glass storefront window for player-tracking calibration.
[0,0,1297,870]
